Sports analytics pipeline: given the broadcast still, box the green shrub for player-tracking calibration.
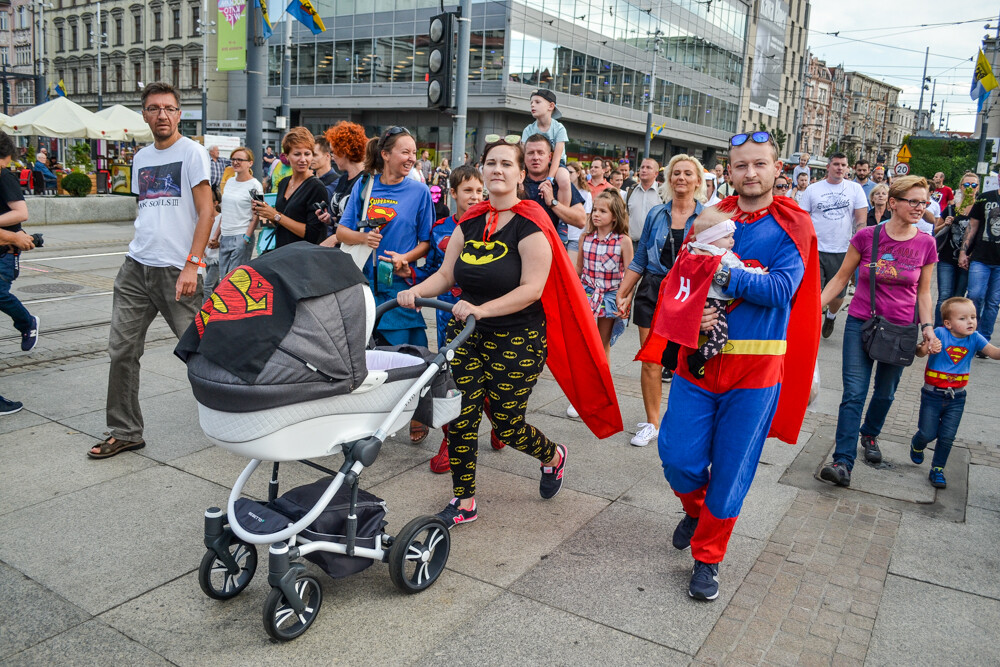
[61,172,92,197]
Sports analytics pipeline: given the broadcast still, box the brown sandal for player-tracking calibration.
[88,436,146,459]
[409,420,429,444]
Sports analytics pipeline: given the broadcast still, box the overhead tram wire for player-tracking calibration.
[814,16,993,34]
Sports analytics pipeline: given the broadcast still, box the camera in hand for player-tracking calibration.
[31,233,43,248]
[312,201,329,215]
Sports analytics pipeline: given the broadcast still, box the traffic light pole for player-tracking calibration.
[245,4,265,181]
[452,0,471,165]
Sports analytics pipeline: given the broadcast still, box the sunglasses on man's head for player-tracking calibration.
[484,134,521,145]
[730,131,772,147]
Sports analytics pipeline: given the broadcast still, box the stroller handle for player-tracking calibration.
[375,297,477,352]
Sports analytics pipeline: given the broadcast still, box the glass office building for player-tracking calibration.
[242,0,749,165]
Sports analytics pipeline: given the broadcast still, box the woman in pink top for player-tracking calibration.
[815,176,939,487]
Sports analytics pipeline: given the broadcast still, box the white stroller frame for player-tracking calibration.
[196,297,475,642]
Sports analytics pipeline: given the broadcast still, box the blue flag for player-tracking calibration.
[287,0,325,35]
[255,0,273,40]
[55,79,67,97]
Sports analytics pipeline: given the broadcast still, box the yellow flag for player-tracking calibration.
[971,49,998,101]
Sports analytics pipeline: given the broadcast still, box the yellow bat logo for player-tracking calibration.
[460,240,509,265]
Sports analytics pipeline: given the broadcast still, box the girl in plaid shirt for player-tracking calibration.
[577,190,634,358]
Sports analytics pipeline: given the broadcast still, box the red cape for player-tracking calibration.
[637,195,820,444]
[647,249,723,349]
[461,200,623,438]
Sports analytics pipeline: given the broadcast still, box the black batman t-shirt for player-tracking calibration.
[454,212,545,331]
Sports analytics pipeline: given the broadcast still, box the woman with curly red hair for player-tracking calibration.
[251,126,328,249]
[324,121,367,235]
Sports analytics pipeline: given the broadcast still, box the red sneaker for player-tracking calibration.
[430,435,450,474]
[490,430,505,450]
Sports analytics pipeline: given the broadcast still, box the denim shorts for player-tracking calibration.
[566,238,579,252]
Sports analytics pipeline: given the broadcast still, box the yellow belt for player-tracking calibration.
[697,337,787,356]
[925,370,969,382]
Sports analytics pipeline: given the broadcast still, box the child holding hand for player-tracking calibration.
[911,297,1000,488]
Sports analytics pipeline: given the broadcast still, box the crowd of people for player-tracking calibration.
[6,81,1000,606]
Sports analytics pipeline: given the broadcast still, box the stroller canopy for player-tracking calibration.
[176,243,373,412]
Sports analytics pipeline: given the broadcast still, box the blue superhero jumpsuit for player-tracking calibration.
[659,212,805,564]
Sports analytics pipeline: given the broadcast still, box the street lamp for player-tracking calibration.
[32,0,55,104]
[643,29,664,161]
[91,1,110,110]
[196,1,216,135]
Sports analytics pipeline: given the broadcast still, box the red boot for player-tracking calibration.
[430,427,450,473]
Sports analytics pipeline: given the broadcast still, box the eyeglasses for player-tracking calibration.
[773,184,790,190]
[730,131,771,147]
[961,182,978,188]
[143,106,180,116]
[484,134,520,145]
[230,157,249,163]
[893,197,930,209]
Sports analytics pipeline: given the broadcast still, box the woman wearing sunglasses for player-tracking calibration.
[935,174,977,326]
[819,176,939,487]
[396,137,621,526]
[771,174,790,198]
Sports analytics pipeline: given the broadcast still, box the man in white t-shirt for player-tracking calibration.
[89,82,214,459]
[797,152,868,338]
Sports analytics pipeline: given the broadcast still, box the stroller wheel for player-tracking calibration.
[388,516,451,594]
[198,539,258,600]
[262,575,323,641]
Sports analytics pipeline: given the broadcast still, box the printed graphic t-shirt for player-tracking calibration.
[129,136,211,269]
[798,179,869,253]
[339,174,433,276]
[847,225,938,326]
[924,326,989,389]
[969,200,1000,266]
[454,212,544,331]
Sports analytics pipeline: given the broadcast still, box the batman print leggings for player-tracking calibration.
[445,321,557,500]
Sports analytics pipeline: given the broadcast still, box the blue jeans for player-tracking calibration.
[911,386,966,470]
[935,261,968,327]
[967,261,1000,340]
[833,316,906,470]
[0,252,32,334]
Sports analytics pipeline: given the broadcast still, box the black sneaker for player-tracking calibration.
[860,434,882,464]
[672,514,699,550]
[435,498,477,528]
[662,368,673,383]
[822,315,836,339]
[0,396,23,415]
[689,560,720,601]
[21,315,39,352]
[819,461,851,487]
[539,444,567,500]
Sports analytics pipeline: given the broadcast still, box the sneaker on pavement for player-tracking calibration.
[860,434,882,464]
[662,368,673,383]
[21,315,39,352]
[0,396,24,415]
[688,560,720,601]
[822,315,836,339]
[429,435,450,474]
[929,467,947,489]
[490,430,505,450]
[819,461,851,487]
[566,404,579,418]
[909,443,925,465]
[630,422,658,447]
[436,497,477,528]
[539,444,567,500]
[672,514,699,550]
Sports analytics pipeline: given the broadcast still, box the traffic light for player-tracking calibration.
[2,81,9,106]
[427,12,455,110]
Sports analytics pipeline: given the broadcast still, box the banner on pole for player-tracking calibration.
[217,1,248,71]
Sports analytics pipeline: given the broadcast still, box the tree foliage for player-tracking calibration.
[902,136,995,185]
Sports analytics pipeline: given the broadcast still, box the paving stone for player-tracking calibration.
[0,562,91,660]
[967,464,1000,512]
[1,618,170,666]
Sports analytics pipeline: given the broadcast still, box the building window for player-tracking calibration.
[86,67,93,93]
[15,45,31,66]
[72,69,79,94]
[0,47,7,66]
[154,11,162,40]
[101,66,107,94]
[134,62,142,87]
[0,11,7,31]
[171,58,180,87]
[84,21,91,47]
[191,5,200,35]
[172,9,181,39]
[133,15,142,43]
[16,81,33,105]
[115,18,123,45]
[58,26,65,52]
[115,64,123,92]
[190,58,199,89]
[71,24,78,51]
[153,60,162,81]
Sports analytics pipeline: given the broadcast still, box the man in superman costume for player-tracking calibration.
[637,133,820,601]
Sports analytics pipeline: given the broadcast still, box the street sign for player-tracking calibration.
[896,145,911,163]
[894,162,909,176]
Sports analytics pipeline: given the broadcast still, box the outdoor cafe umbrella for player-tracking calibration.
[94,104,153,142]
[1,96,117,140]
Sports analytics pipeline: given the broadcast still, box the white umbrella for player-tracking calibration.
[94,104,153,142]
[1,96,117,140]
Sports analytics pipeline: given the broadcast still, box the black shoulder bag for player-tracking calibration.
[859,223,918,366]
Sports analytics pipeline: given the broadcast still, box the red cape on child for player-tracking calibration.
[636,195,820,444]
[461,200,623,439]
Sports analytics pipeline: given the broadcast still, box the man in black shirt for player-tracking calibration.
[522,134,586,244]
[311,137,340,189]
[0,130,39,360]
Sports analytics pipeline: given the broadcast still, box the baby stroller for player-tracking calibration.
[175,245,474,641]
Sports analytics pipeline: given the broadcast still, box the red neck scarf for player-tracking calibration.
[483,202,515,241]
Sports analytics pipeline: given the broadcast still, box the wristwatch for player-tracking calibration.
[550,198,559,208]
[186,253,206,268]
[273,213,282,224]
[713,266,731,289]
[920,323,933,332]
